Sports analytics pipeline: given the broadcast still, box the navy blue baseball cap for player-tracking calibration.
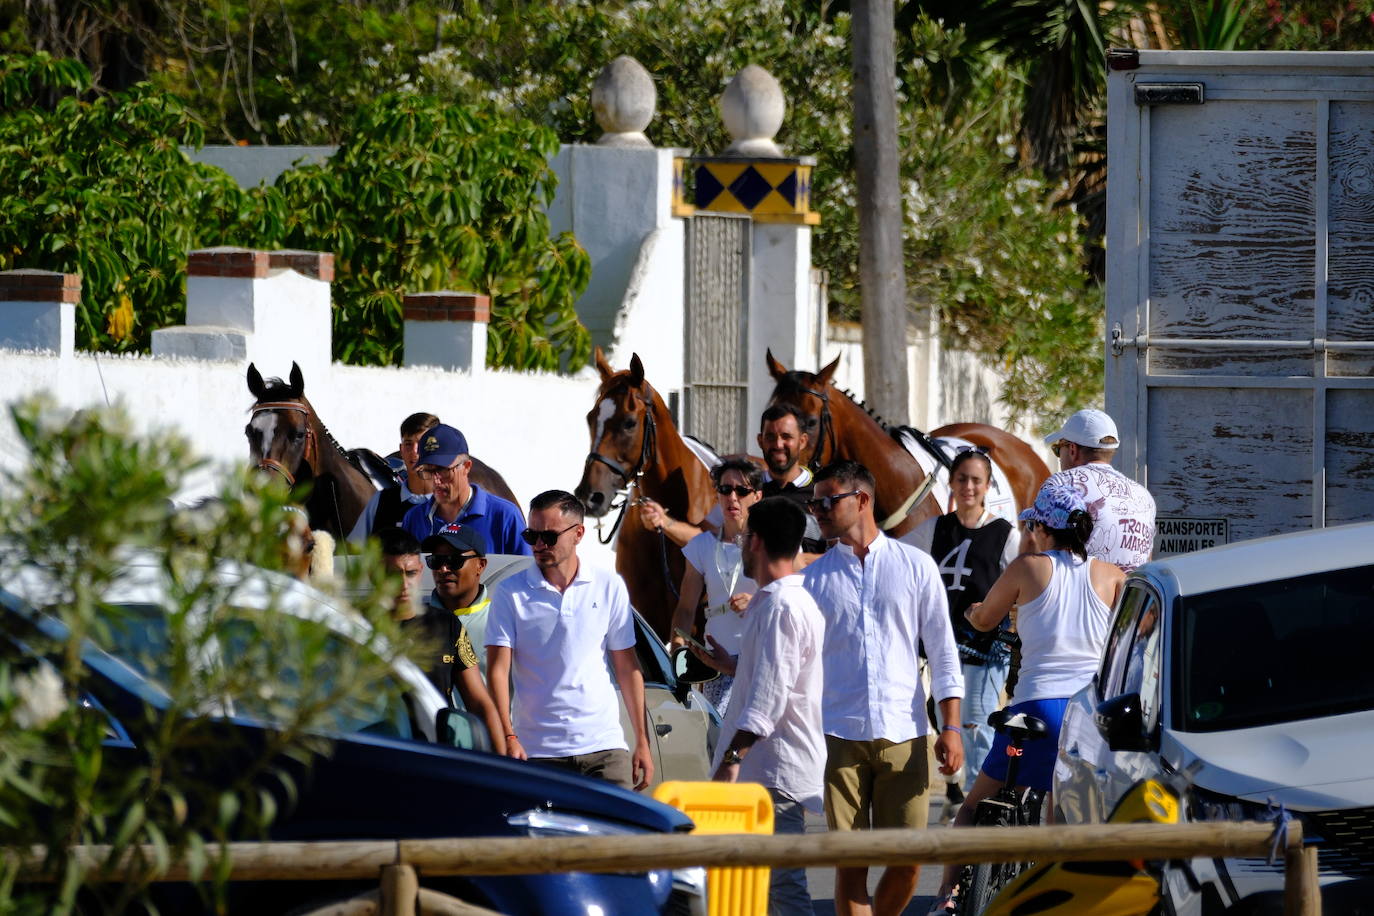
[422,526,488,558]
[418,423,469,467]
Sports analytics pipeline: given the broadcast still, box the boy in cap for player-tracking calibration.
[421,526,493,676]
[400,423,530,556]
[1038,408,1156,571]
[389,523,505,754]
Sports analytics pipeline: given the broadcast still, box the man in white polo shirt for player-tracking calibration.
[486,489,654,790]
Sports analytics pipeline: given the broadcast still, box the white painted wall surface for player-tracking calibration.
[0,350,616,568]
[185,145,337,187]
[606,221,686,396]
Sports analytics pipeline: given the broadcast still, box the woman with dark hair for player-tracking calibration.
[905,448,1021,799]
[667,456,763,710]
[930,482,1123,914]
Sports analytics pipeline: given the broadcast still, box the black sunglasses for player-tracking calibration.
[805,490,861,513]
[520,522,580,547]
[426,552,478,570]
[715,484,757,498]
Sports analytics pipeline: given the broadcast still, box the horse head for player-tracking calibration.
[245,362,317,487]
[575,348,658,518]
[765,349,842,469]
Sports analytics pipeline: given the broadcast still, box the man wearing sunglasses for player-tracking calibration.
[400,423,530,557]
[1039,408,1155,572]
[802,460,964,916]
[487,490,654,791]
[421,528,493,676]
[382,526,505,755]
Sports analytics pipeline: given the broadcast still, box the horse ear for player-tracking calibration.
[766,348,788,380]
[247,363,266,399]
[594,346,615,381]
[629,353,645,386]
[289,362,304,396]
[816,354,841,388]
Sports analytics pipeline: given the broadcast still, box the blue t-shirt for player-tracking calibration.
[401,484,531,556]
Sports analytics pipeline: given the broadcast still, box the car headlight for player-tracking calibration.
[507,808,643,837]
[507,810,707,912]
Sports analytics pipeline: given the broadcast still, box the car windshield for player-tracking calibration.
[1177,563,1374,732]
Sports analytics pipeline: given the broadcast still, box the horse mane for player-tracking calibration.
[255,377,356,467]
[777,370,897,434]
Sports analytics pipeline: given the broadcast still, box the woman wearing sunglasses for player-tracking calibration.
[668,457,763,711]
[930,482,1123,913]
[904,448,1021,802]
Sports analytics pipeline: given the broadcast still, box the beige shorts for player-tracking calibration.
[824,734,931,831]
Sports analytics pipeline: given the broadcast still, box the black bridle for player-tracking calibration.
[778,376,837,473]
[583,387,660,545]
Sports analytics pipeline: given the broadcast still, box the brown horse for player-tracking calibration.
[574,350,717,640]
[246,362,521,541]
[765,351,1051,537]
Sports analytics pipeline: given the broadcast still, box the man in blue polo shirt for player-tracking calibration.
[400,424,530,556]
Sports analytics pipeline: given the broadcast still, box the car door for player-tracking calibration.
[616,611,715,786]
[1057,581,1165,823]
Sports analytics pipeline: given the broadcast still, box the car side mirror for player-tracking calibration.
[1095,693,1151,752]
[436,707,493,753]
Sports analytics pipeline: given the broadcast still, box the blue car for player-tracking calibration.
[1,562,706,915]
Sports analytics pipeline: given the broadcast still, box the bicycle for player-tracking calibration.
[952,707,1050,915]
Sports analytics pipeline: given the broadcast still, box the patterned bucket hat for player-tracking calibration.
[1019,481,1086,530]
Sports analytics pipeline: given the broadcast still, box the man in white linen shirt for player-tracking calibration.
[701,496,825,916]
[487,489,654,791]
[802,460,964,916]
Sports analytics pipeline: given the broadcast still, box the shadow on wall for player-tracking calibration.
[938,346,997,425]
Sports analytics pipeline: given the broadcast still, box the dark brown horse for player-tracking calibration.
[246,363,521,541]
[766,351,1051,538]
[574,350,717,640]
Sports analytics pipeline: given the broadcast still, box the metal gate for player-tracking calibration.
[684,214,751,454]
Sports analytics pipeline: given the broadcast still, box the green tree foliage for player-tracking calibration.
[0,397,411,912]
[0,53,590,369]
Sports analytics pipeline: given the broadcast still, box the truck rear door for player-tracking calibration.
[1106,51,1374,550]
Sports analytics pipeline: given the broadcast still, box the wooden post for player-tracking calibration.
[380,863,418,916]
[850,0,911,425]
[1283,821,1320,916]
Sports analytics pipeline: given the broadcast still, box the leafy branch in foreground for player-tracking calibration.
[0,397,410,914]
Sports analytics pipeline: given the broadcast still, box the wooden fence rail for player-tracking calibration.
[6,821,1319,915]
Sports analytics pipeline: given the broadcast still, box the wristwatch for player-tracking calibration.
[722,748,744,766]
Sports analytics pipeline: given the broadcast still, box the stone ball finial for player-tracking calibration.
[592,56,656,148]
[719,65,786,157]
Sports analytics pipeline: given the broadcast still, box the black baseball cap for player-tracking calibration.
[422,527,488,558]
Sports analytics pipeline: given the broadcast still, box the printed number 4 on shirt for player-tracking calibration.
[938,540,973,592]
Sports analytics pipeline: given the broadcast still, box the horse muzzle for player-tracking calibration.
[255,459,297,488]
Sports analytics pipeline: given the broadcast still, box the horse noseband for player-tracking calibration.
[250,401,317,487]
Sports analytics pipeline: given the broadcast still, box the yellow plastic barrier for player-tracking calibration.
[653,780,774,916]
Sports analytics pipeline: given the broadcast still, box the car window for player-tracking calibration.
[1119,590,1163,732]
[1177,563,1374,732]
[1099,584,1148,698]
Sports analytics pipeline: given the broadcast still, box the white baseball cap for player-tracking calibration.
[1044,409,1119,449]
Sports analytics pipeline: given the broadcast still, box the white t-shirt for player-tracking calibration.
[1044,464,1156,572]
[486,562,636,757]
[712,574,826,812]
[682,531,757,656]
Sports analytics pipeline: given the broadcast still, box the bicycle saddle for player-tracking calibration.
[988,709,1050,740]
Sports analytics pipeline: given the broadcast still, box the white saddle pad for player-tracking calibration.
[892,431,1019,525]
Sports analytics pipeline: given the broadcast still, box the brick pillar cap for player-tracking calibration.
[187,247,270,279]
[268,250,335,282]
[0,269,81,303]
[402,291,491,323]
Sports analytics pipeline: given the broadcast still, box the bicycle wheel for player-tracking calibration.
[962,860,1009,915]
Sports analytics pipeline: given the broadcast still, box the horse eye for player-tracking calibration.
[622,418,637,431]
[805,417,819,429]
[290,430,307,442]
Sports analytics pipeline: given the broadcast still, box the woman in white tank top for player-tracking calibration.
[931,482,1124,913]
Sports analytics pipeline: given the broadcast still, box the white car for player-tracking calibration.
[1054,521,1374,914]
